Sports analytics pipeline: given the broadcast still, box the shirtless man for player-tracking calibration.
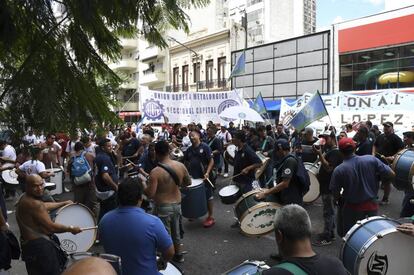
[16,175,81,275]
[145,140,191,263]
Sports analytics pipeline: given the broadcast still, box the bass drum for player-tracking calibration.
[391,149,414,191]
[219,185,241,204]
[341,216,413,275]
[181,179,207,219]
[303,162,320,203]
[223,260,270,275]
[160,262,183,275]
[51,203,97,253]
[234,190,281,236]
[224,145,236,166]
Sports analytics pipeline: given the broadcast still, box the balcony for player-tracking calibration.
[109,59,137,71]
[140,46,165,62]
[120,80,138,90]
[119,38,138,49]
[140,71,165,85]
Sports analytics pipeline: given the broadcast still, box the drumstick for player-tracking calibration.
[80,226,98,231]
[226,173,242,181]
[126,158,136,166]
[205,177,215,188]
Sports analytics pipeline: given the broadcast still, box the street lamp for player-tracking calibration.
[167,36,201,92]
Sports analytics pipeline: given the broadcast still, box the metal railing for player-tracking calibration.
[165,79,229,92]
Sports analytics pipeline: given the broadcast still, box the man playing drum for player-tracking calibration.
[330,138,395,237]
[183,130,215,228]
[145,141,191,263]
[312,130,343,246]
[16,175,81,275]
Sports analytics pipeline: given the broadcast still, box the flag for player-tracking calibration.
[136,114,146,129]
[289,91,328,131]
[252,92,267,115]
[228,51,245,80]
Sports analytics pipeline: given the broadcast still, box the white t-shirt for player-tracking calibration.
[19,160,46,176]
[84,143,96,157]
[24,134,37,144]
[66,139,79,156]
[2,145,16,161]
[35,135,45,145]
[216,130,232,145]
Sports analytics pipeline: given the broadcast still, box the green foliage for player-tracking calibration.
[0,0,209,134]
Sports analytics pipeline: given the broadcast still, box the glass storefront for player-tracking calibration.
[340,44,414,91]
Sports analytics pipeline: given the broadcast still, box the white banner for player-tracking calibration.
[280,90,414,132]
[139,88,243,125]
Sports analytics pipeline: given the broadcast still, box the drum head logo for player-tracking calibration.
[217,99,239,122]
[284,168,291,175]
[61,239,78,253]
[367,251,388,275]
[143,99,164,121]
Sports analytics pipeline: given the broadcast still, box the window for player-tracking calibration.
[193,62,200,83]
[173,67,179,92]
[218,57,226,87]
[182,65,189,91]
[339,44,414,91]
[206,60,214,88]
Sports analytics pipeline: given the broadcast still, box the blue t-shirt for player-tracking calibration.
[138,151,157,174]
[330,155,392,204]
[95,152,119,192]
[122,138,141,158]
[184,143,212,179]
[99,207,173,275]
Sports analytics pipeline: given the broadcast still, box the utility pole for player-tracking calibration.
[241,10,247,49]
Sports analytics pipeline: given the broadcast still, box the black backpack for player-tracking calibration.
[280,154,310,196]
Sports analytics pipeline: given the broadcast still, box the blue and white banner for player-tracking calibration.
[139,88,243,124]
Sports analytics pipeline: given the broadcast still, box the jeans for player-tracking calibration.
[154,203,182,246]
[341,206,378,237]
[321,194,335,238]
[98,194,118,221]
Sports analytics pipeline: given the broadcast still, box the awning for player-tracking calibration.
[118,111,141,118]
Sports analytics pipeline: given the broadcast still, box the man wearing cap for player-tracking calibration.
[312,130,343,246]
[373,122,404,204]
[398,129,414,217]
[256,139,303,206]
[330,138,395,236]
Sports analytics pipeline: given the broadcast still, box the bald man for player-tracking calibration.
[62,257,117,275]
[16,175,82,275]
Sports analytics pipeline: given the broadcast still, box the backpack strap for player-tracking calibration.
[275,262,308,275]
[80,151,91,171]
[158,162,180,186]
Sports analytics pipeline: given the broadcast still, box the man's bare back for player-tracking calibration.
[147,159,191,204]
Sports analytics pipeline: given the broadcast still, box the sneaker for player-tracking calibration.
[172,254,184,263]
[379,199,390,205]
[313,234,333,246]
[223,173,229,178]
[230,221,240,228]
[203,217,215,228]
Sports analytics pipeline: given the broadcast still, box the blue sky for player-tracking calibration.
[317,0,385,29]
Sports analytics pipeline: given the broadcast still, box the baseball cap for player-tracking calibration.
[383,121,393,127]
[403,128,414,138]
[318,130,335,138]
[276,139,290,150]
[338,138,356,151]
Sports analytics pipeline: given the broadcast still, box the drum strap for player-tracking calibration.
[275,262,308,275]
[158,163,180,186]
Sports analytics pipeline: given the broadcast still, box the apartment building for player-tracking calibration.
[229,0,316,50]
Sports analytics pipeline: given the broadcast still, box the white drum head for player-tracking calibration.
[303,163,320,203]
[240,203,281,236]
[160,262,183,275]
[189,178,204,188]
[227,145,236,158]
[54,204,96,253]
[44,182,56,188]
[45,168,62,173]
[2,169,19,185]
[357,230,412,275]
[219,185,239,197]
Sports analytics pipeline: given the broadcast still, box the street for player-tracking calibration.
[4,174,405,275]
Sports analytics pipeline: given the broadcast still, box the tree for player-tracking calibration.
[0,0,209,134]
